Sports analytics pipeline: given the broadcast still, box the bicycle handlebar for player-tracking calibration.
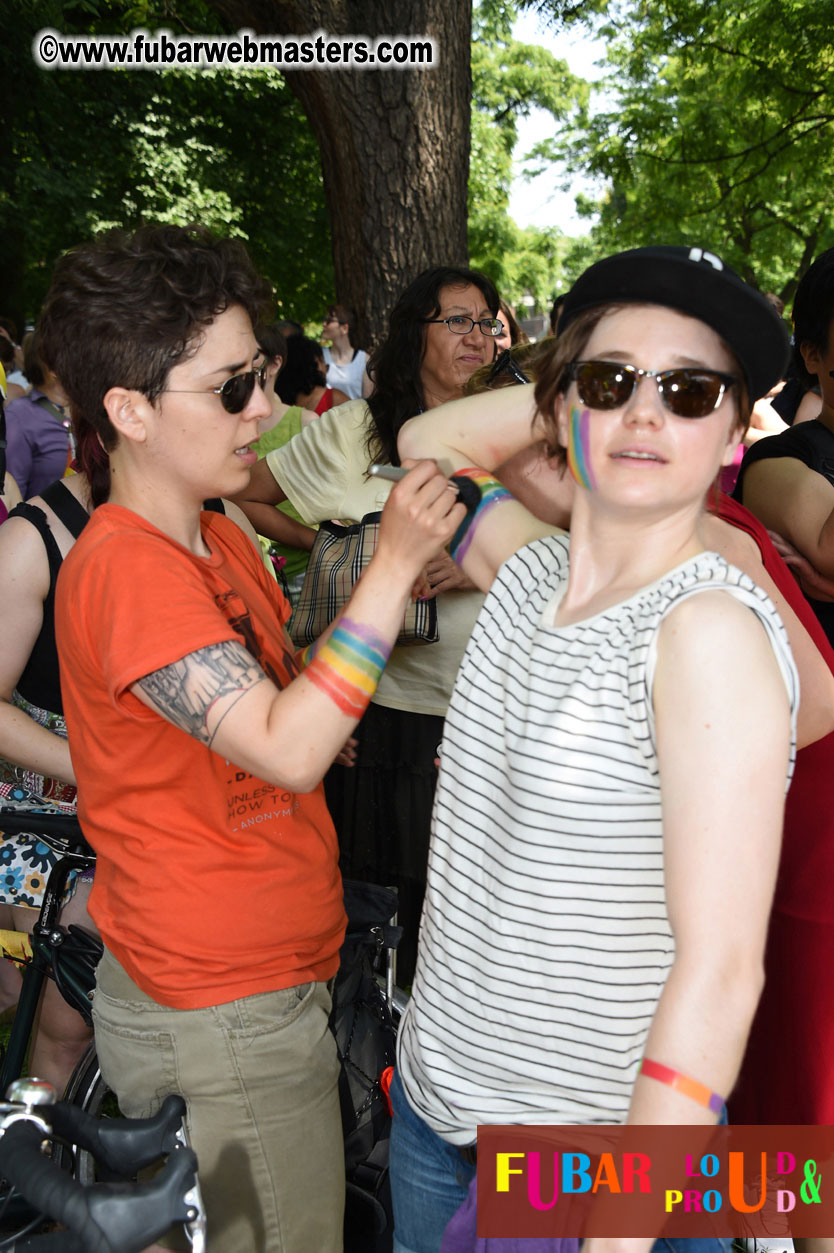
[0,1119,199,1253]
[47,1094,189,1177]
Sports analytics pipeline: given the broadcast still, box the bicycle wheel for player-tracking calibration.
[52,1041,120,1185]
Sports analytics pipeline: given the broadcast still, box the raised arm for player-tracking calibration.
[629,591,792,1126]
[398,385,560,590]
[0,515,75,784]
[131,461,465,794]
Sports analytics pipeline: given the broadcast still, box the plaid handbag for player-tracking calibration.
[289,511,439,647]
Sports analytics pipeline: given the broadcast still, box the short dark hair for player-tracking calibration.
[256,322,288,366]
[792,248,834,384]
[22,329,45,388]
[275,335,327,405]
[276,318,304,339]
[365,266,500,465]
[325,304,358,343]
[39,223,271,506]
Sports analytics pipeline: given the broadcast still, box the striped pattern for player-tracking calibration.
[449,468,514,564]
[567,405,596,490]
[397,536,797,1144]
[306,616,392,716]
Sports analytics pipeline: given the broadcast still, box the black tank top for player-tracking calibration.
[10,481,90,714]
[9,491,227,715]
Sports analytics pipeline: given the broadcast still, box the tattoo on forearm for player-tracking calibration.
[137,640,267,747]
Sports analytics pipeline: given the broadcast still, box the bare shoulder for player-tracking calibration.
[657,588,792,715]
[660,588,773,655]
[744,452,826,500]
[0,510,51,600]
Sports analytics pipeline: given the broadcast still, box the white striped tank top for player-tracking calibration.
[397,535,798,1143]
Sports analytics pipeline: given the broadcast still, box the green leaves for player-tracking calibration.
[0,0,331,325]
[548,0,834,299]
[468,3,587,309]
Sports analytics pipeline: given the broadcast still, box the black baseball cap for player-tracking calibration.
[558,245,789,401]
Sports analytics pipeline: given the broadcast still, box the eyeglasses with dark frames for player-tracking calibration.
[566,360,737,419]
[422,316,505,338]
[488,348,531,386]
[166,361,268,415]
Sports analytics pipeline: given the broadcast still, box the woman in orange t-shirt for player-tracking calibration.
[40,223,464,1253]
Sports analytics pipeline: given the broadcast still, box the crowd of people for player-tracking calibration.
[0,225,833,1253]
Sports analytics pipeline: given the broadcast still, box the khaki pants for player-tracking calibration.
[93,948,344,1253]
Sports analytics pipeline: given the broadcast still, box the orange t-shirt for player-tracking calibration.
[55,504,346,1009]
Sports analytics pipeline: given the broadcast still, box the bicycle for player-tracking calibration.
[0,809,99,1098]
[0,806,407,1247]
[0,1076,205,1251]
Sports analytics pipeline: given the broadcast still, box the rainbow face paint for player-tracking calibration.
[567,405,597,491]
[305,617,392,717]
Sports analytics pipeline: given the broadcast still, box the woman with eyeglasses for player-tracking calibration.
[0,306,276,1101]
[34,224,464,1253]
[233,266,504,983]
[388,246,798,1253]
[321,303,370,400]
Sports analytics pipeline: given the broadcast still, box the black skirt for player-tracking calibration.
[324,702,444,984]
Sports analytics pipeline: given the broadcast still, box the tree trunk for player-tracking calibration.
[208,0,472,347]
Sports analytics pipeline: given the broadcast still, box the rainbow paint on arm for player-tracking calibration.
[305,616,393,717]
[640,1058,726,1120]
[295,639,319,671]
[567,405,597,491]
[448,467,514,565]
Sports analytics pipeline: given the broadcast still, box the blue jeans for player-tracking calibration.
[389,1068,732,1253]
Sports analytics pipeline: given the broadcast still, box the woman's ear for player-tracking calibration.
[720,425,744,467]
[800,340,822,378]
[102,387,150,444]
[554,393,569,450]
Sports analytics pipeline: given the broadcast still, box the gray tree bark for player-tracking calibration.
[208,0,472,346]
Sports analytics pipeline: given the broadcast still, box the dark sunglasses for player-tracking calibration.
[167,362,268,414]
[566,360,737,419]
[488,348,531,386]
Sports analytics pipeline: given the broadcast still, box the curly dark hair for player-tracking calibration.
[38,223,272,506]
[792,247,834,384]
[365,266,500,466]
[275,335,327,405]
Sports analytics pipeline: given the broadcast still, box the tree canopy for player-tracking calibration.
[536,0,834,300]
[0,0,331,329]
[467,0,586,312]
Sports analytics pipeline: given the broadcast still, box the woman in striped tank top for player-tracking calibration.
[389,247,798,1253]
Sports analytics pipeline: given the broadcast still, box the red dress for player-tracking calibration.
[716,494,834,1123]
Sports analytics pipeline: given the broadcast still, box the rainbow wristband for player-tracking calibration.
[640,1058,726,1117]
[305,617,392,717]
[449,467,513,564]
